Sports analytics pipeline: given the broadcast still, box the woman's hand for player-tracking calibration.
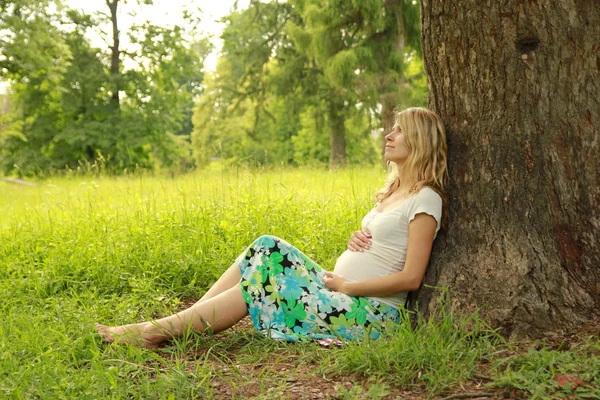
[347,230,372,252]
[323,272,348,293]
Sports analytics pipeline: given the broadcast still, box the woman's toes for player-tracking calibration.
[95,322,163,348]
[95,323,116,343]
[143,340,160,350]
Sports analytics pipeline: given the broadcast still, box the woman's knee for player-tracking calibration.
[251,234,280,246]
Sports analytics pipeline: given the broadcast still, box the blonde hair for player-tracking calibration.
[376,107,448,224]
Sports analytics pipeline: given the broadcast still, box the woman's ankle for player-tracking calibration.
[138,321,170,345]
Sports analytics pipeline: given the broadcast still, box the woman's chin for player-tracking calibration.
[383,156,405,166]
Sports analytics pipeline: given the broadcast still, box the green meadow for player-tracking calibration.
[1,168,598,399]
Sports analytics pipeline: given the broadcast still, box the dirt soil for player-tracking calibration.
[164,297,599,400]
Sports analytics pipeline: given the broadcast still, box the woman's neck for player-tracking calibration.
[396,165,416,194]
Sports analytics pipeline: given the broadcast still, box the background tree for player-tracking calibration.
[0,0,73,174]
[191,2,302,167]
[192,1,337,168]
[287,0,422,166]
[1,0,427,175]
[0,0,209,175]
[103,0,153,112]
[192,0,422,169]
[125,22,211,169]
[105,0,122,111]
[52,10,113,166]
[416,0,600,337]
[375,0,421,154]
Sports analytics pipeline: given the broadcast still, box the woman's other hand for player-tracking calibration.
[347,230,371,252]
[323,272,348,293]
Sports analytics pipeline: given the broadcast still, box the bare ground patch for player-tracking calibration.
[158,297,600,399]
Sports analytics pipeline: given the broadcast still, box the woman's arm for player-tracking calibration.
[323,213,437,296]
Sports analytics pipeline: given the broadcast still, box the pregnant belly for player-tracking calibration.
[333,249,390,282]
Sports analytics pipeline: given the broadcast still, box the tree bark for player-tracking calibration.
[107,0,120,110]
[328,97,347,168]
[416,0,600,337]
[379,0,405,162]
[380,92,397,156]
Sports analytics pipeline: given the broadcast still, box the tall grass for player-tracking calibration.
[490,339,600,399]
[320,295,502,395]
[1,167,597,399]
[0,167,382,397]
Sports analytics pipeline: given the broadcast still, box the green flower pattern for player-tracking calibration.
[257,252,284,282]
[236,235,400,342]
[282,298,307,328]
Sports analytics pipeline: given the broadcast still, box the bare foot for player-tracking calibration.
[95,322,165,349]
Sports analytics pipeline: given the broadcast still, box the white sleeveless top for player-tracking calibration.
[333,187,442,308]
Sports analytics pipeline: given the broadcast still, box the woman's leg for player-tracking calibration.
[96,235,276,347]
[194,234,287,305]
[96,285,248,348]
[197,261,242,303]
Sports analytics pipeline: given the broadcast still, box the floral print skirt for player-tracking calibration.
[236,235,400,342]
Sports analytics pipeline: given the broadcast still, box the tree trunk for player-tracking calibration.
[416,0,600,337]
[378,0,404,163]
[380,92,397,156]
[328,98,346,168]
[107,0,120,110]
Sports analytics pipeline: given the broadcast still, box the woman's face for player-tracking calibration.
[384,124,409,164]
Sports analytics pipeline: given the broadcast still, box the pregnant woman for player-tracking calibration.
[96,107,448,348]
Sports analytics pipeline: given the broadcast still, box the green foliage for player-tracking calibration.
[0,168,381,395]
[0,169,598,397]
[191,58,257,166]
[0,0,209,176]
[191,0,423,168]
[345,108,380,164]
[397,51,429,108]
[125,23,212,169]
[0,0,73,174]
[192,2,321,168]
[325,49,359,88]
[321,294,501,395]
[286,22,312,53]
[1,0,427,174]
[490,341,600,399]
[400,0,423,57]
[292,105,330,165]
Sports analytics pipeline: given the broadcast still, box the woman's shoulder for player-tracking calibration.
[412,186,442,204]
[406,187,443,227]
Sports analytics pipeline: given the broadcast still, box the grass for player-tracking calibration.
[320,297,502,394]
[1,166,598,399]
[490,338,600,399]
